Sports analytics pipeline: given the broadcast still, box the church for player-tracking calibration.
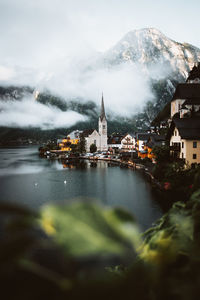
[85,95,108,152]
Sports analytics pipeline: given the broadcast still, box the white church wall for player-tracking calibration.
[85,130,101,152]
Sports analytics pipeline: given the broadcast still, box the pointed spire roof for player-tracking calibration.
[186,62,200,82]
[100,93,106,121]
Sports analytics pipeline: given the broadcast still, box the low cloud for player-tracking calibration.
[0,56,155,119]
[40,62,154,116]
[0,0,177,128]
[0,97,87,129]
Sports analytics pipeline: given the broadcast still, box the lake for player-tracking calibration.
[0,146,162,230]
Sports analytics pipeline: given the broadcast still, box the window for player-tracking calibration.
[182,153,184,158]
[193,154,197,159]
[94,140,96,145]
[174,130,177,136]
[193,141,197,148]
[182,142,184,148]
[103,125,106,129]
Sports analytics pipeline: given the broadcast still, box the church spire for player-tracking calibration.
[100,93,106,121]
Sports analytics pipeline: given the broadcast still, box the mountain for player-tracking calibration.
[1,28,200,143]
[103,28,200,78]
[101,28,200,126]
[0,85,33,101]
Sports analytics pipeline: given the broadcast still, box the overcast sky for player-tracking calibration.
[0,0,199,68]
[0,0,199,128]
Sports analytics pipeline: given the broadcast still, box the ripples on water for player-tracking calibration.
[0,146,162,230]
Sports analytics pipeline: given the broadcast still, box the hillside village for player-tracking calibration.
[41,63,200,167]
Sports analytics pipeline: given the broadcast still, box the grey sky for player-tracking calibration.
[0,0,199,68]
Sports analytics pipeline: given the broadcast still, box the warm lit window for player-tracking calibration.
[193,154,197,159]
[193,141,197,148]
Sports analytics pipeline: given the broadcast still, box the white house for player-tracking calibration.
[121,134,135,151]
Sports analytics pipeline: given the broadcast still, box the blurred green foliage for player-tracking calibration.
[151,147,200,204]
[1,180,200,299]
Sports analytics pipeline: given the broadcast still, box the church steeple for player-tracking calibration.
[98,93,108,151]
[100,93,106,121]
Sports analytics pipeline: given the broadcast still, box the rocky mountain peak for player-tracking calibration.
[103,28,200,79]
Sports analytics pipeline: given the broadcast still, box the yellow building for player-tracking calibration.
[135,133,150,159]
[58,136,80,152]
[57,130,82,152]
[169,118,200,165]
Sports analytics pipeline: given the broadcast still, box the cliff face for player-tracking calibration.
[103,28,200,79]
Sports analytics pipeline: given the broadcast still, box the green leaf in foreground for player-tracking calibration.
[39,203,141,258]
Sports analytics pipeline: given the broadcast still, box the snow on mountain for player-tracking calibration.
[103,28,200,80]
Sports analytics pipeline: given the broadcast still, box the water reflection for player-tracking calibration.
[0,146,162,230]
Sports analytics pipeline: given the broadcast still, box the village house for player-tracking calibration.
[108,133,136,153]
[107,134,124,153]
[150,63,200,165]
[57,130,82,152]
[170,83,200,119]
[151,63,200,129]
[69,130,83,140]
[136,133,151,159]
[168,118,200,165]
[121,133,136,151]
[167,63,200,165]
[169,63,200,121]
[57,136,79,152]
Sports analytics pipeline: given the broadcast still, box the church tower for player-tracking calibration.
[98,94,108,151]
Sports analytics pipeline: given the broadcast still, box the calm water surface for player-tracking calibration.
[0,146,162,230]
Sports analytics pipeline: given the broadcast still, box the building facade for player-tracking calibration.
[167,63,200,165]
[121,134,135,151]
[169,118,200,165]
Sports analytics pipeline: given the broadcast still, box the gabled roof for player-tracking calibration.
[82,129,95,137]
[182,98,200,107]
[136,133,153,141]
[151,102,171,126]
[146,134,165,148]
[108,135,123,144]
[172,84,200,101]
[168,117,200,140]
[69,130,82,139]
[88,129,100,137]
[121,133,135,140]
[186,63,200,82]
